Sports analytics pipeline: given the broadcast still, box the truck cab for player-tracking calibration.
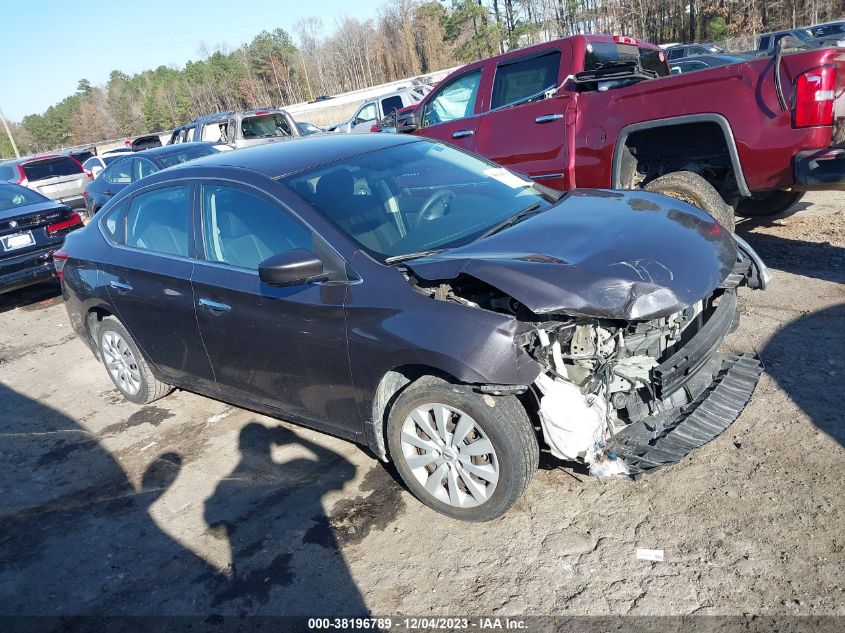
[329,85,431,134]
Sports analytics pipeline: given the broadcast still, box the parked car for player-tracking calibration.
[296,121,325,136]
[57,133,768,521]
[168,108,302,149]
[328,85,431,134]
[669,53,750,74]
[393,33,845,220]
[664,42,724,60]
[127,134,163,151]
[808,20,845,40]
[750,28,844,55]
[81,153,135,179]
[83,143,221,216]
[0,154,92,211]
[68,147,97,167]
[0,182,83,293]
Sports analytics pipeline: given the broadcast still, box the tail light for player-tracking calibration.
[47,211,83,235]
[16,164,28,187]
[793,65,835,128]
[52,249,68,281]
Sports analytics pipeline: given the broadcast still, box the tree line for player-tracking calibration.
[2,0,843,157]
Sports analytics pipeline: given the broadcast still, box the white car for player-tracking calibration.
[81,151,133,179]
[328,85,431,134]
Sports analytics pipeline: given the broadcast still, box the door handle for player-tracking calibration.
[103,190,114,197]
[109,280,132,292]
[198,298,231,312]
[534,114,564,124]
[451,130,474,139]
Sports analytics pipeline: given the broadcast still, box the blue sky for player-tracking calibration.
[0,0,387,121]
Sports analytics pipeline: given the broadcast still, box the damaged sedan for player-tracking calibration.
[56,134,768,521]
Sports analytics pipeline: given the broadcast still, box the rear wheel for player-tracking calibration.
[735,190,805,217]
[644,170,735,231]
[96,316,172,405]
[386,376,538,521]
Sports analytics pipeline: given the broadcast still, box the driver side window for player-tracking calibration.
[422,70,482,127]
[354,102,377,125]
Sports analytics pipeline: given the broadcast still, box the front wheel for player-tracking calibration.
[644,170,735,231]
[735,190,805,217]
[386,376,538,521]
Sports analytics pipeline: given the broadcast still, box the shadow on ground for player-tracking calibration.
[759,303,845,449]
[0,383,370,616]
[0,281,62,315]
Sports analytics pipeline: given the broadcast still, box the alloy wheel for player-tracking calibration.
[101,331,142,396]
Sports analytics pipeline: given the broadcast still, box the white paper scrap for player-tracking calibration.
[636,548,664,562]
[484,167,532,189]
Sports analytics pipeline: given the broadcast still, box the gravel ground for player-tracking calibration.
[0,191,842,619]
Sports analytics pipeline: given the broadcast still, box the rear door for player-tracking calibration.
[474,46,571,190]
[100,184,215,389]
[414,68,485,152]
[190,181,358,435]
[21,157,89,205]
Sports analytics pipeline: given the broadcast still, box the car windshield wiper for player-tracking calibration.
[384,249,448,265]
[477,202,545,240]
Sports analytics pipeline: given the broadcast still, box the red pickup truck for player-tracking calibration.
[393,34,845,224]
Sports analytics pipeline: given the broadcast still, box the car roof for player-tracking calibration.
[174,133,422,179]
[133,142,219,159]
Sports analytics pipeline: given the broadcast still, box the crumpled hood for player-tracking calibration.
[406,189,739,321]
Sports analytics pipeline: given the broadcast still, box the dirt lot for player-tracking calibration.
[0,191,843,619]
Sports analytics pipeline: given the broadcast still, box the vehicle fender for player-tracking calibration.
[611,113,752,197]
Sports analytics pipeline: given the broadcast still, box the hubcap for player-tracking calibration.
[101,331,141,396]
[400,403,499,508]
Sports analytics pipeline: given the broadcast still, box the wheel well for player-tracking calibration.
[615,120,746,204]
[86,307,113,352]
[367,365,458,462]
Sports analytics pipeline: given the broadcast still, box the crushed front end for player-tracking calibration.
[514,240,768,476]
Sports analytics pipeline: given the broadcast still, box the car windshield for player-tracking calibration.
[0,184,49,211]
[241,114,292,139]
[157,145,220,168]
[284,141,555,263]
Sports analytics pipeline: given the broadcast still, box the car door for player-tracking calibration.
[93,157,133,211]
[350,101,378,133]
[190,181,359,436]
[100,183,216,389]
[473,46,571,191]
[415,68,484,151]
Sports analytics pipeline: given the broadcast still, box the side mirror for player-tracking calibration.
[258,249,325,286]
[395,108,421,133]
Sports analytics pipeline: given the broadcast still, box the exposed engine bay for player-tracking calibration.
[406,244,765,477]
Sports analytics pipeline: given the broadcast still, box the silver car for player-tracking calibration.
[0,154,92,211]
[169,108,302,150]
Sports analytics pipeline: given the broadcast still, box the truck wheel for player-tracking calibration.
[386,375,538,522]
[735,190,804,217]
[644,171,735,231]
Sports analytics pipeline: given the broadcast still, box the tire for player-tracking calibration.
[735,190,804,217]
[386,375,538,522]
[96,316,172,405]
[644,170,735,231]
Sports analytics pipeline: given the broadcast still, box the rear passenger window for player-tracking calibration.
[104,158,132,184]
[201,185,310,270]
[126,186,191,257]
[100,201,127,243]
[491,51,561,110]
[380,96,404,117]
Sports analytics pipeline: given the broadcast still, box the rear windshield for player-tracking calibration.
[584,42,670,77]
[241,114,292,139]
[157,145,220,168]
[22,157,83,181]
[0,184,49,211]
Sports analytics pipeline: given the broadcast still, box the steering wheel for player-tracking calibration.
[415,190,454,227]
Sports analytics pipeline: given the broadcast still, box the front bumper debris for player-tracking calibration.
[608,351,762,475]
